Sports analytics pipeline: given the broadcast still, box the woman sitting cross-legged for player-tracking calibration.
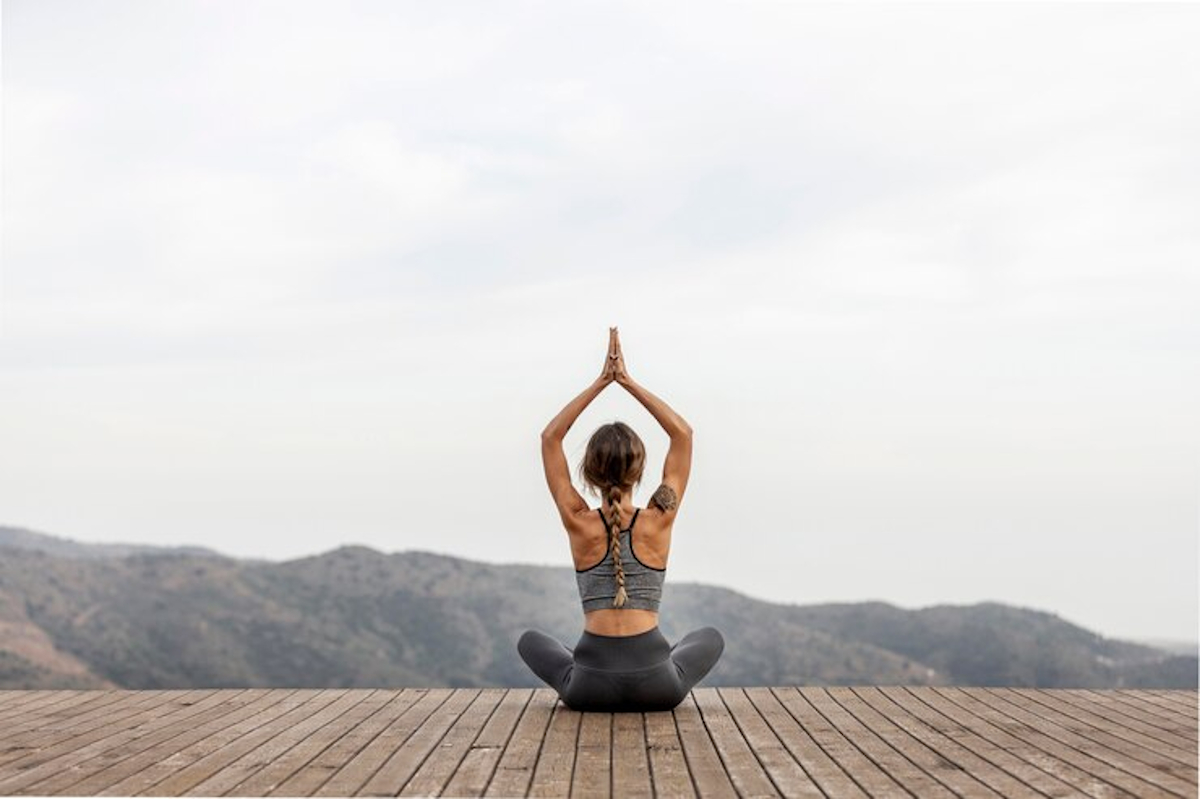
[518,326,724,712]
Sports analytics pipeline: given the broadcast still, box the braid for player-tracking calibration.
[605,484,628,608]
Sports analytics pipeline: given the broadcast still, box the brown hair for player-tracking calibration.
[576,421,646,607]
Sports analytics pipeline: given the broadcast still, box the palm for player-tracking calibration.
[604,327,630,383]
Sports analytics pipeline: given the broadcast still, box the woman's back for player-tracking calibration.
[569,504,675,635]
[520,326,722,712]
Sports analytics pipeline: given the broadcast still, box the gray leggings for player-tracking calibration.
[517,625,725,712]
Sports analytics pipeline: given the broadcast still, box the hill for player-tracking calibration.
[0,526,1192,689]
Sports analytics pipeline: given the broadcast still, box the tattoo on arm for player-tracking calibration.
[650,483,678,512]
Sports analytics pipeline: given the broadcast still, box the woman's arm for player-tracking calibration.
[619,377,693,440]
[540,376,608,442]
[540,333,618,526]
[609,328,692,512]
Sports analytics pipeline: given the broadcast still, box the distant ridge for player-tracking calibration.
[0,523,1194,690]
[0,524,225,559]
[0,525,266,562]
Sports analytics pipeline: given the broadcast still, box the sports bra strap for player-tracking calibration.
[597,506,640,532]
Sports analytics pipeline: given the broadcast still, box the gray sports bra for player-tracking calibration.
[575,507,666,612]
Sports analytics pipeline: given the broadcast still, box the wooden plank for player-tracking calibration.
[773,687,909,798]
[0,689,85,722]
[269,689,426,797]
[16,689,260,796]
[91,689,308,796]
[1077,689,1200,740]
[1023,689,1197,763]
[941,686,1187,798]
[805,686,955,798]
[852,687,1034,798]
[442,689,532,798]
[186,690,376,795]
[570,710,611,799]
[0,690,170,744]
[1144,690,1199,713]
[718,687,823,798]
[400,688,506,797]
[693,687,778,797]
[979,688,1197,794]
[644,708,696,799]
[484,688,557,797]
[611,711,653,799]
[1116,690,1198,721]
[673,691,737,799]
[132,689,345,796]
[744,688,867,799]
[884,686,1091,797]
[526,697,582,798]
[827,686,1004,798]
[357,688,481,795]
[0,688,219,793]
[0,690,122,730]
[0,690,173,767]
[0,690,57,714]
[212,689,393,796]
[315,688,454,797]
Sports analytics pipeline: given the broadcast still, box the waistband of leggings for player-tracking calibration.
[574,626,671,670]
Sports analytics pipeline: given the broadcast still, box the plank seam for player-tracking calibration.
[769,686,873,799]
[975,687,1194,797]
[897,686,1060,799]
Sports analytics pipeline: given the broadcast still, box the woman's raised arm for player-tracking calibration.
[610,328,692,512]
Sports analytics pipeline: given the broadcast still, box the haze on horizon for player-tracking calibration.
[1,1,1197,643]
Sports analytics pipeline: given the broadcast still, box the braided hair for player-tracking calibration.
[577,421,646,608]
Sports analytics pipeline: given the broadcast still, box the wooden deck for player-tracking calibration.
[0,688,1194,797]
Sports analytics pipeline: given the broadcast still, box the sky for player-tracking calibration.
[2,1,1197,643]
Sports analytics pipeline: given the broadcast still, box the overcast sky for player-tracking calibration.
[2,1,1197,643]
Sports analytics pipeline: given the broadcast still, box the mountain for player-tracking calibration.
[0,525,227,560]
[0,526,1193,690]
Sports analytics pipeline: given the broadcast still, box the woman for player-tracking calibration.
[518,327,725,712]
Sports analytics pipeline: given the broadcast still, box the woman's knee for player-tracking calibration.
[517,629,553,664]
[679,626,725,652]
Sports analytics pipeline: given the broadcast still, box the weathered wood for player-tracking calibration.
[1118,686,1195,715]
[0,689,176,767]
[188,689,376,796]
[884,686,1090,797]
[19,689,262,795]
[674,691,737,798]
[611,711,653,799]
[570,709,611,799]
[0,688,242,794]
[442,688,532,798]
[527,696,582,798]
[270,689,426,797]
[316,688,454,796]
[0,687,1192,797]
[829,686,1004,798]
[941,686,1182,797]
[852,687,1026,798]
[1075,689,1200,743]
[808,686,957,798]
[1143,689,1200,713]
[718,687,824,798]
[745,687,868,799]
[112,689,341,796]
[693,687,778,797]
[975,687,1197,796]
[232,689,394,795]
[644,707,697,799]
[484,688,556,797]
[773,687,911,797]
[1017,689,1196,765]
[400,688,505,797]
